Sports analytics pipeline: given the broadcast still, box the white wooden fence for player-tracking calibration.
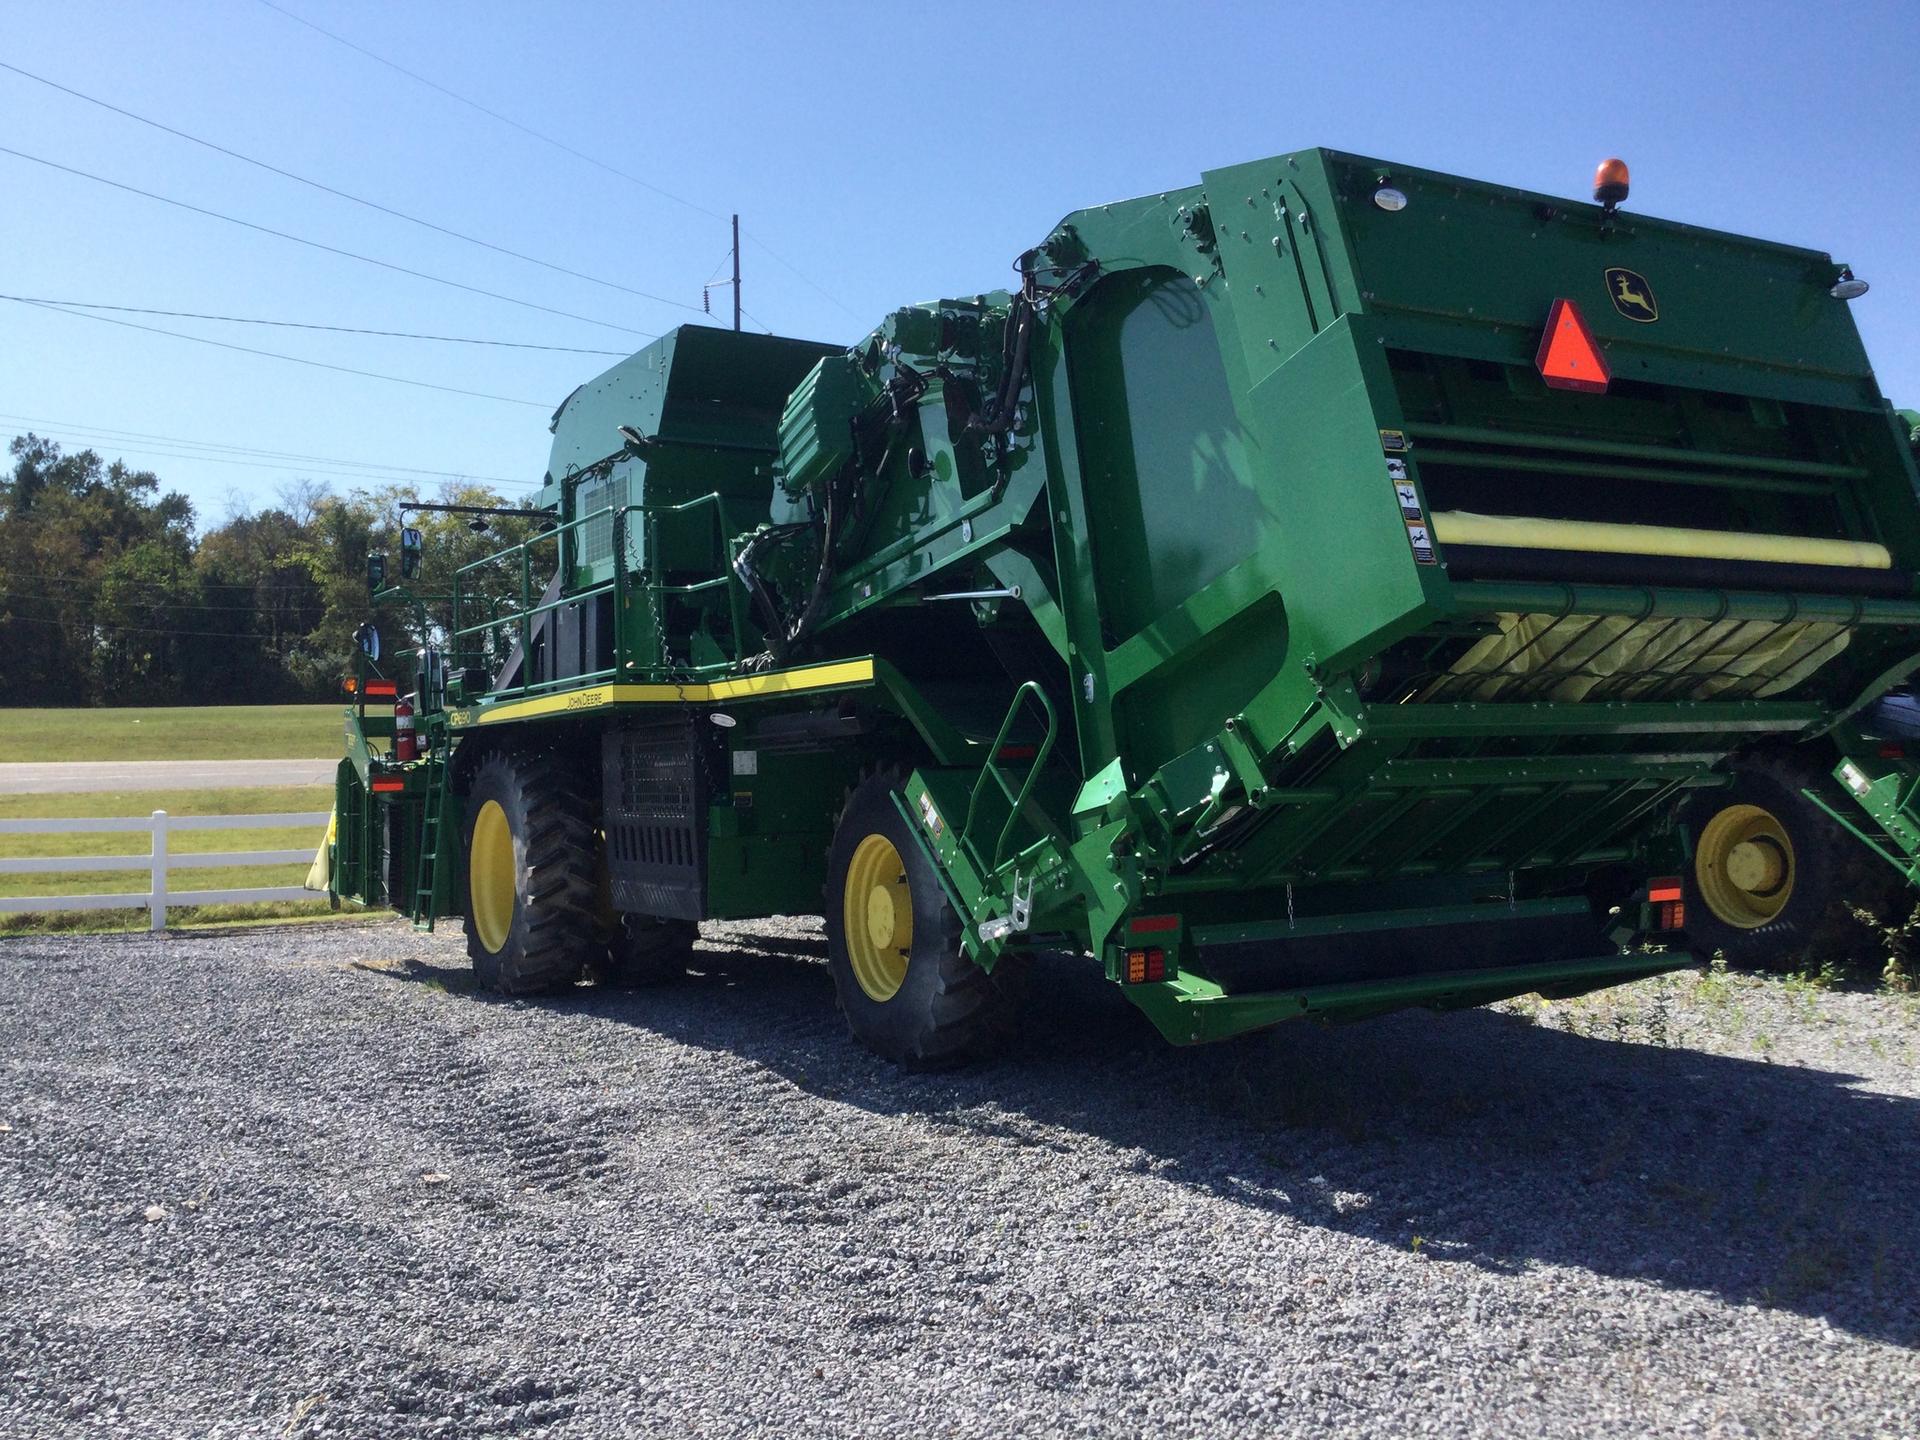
[0,810,329,932]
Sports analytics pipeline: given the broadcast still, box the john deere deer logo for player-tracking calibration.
[1605,267,1658,323]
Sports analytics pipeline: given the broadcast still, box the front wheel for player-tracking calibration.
[1681,748,1904,971]
[462,748,599,993]
[823,774,1015,1068]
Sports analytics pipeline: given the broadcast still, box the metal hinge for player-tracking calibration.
[977,871,1035,944]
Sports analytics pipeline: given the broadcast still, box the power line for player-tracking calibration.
[6,571,364,593]
[8,297,553,408]
[8,433,544,490]
[0,588,319,615]
[0,611,308,646]
[1,411,533,484]
[0,145,656,340]
[0,59,707,317]
[743,230,866,324]
[251,0,726,222]
[250,0,863,321]
[0,297,627,355]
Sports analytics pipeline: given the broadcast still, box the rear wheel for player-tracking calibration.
[1682,748,1904,971]
[824,773,1016,1067]
[462,749,598,993]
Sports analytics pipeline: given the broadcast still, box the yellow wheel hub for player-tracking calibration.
[1695,802,1795,929]
[469,799,517,953]
[844,833,912,1002]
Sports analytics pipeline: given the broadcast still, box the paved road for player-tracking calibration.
[0,759,337,794]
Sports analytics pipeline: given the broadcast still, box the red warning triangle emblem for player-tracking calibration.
[1535,298,1611,393]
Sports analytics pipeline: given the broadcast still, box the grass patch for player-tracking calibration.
[0,704,342,762]
[0,785,338,935]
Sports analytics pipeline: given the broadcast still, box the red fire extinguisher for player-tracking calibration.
[393,696,418,763]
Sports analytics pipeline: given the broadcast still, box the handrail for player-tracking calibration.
[448,492,758,700]
[960,681,1059,872]
[449,578,616,642]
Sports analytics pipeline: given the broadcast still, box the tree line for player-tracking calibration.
[0,433,539,706]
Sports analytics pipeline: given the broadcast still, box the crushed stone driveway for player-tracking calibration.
[0,919,1916,1438]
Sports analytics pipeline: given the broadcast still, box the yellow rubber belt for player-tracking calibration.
[1430,511,1892,571]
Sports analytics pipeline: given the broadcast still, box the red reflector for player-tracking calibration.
[1124,947,1168,984]
[1535,298,1611,393]
[363,680,398,699]
[370,778,405,793]
[1648,878,1683,903]
[1658,900,1686,931]
[1129,914,1179,934]
[996,744,1037,761]
[1881,742,1906,759]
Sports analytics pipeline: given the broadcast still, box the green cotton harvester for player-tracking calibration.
[323,150,1920,1065]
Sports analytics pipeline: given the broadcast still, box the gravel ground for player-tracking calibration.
[1,920,1916,1439]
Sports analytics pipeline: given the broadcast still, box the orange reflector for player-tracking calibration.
[363,680,398,699]
[371,778,405,793]
[1129,914,1179,934]
[1535,298,1611,393]
[1123,947,1167,983]
[1648,878,1684,903]
[341,676,360,695]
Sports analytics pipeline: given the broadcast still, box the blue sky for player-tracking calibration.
[3,0,1915,526]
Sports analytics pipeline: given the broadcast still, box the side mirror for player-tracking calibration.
[367,552,387,593]
[354,623,381,662]
[399,526,423,580]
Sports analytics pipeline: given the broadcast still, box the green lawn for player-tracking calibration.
[0,704,343,762]
[0,784,348,936]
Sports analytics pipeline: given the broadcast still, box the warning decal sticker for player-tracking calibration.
[1405,520,1436,565]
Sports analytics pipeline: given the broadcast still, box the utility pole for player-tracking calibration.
[731,214,741,332]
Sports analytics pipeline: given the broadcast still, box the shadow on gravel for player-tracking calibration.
[381,930,1920,1351]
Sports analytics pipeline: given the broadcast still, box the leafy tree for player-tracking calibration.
[0,434,543,706]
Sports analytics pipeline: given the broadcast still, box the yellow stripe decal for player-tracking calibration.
[472,658,877,725]
[1431,511,1893,571]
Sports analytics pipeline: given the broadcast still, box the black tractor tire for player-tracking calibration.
[461,748,599,994]
[591,914,698,988]
[1680,746,1907,972]
[823,772,1017,1068]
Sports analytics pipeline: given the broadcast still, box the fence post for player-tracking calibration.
[149,810,168,933]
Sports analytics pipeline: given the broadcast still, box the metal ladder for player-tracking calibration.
[411,741,452,931]
[958,680,1059,875]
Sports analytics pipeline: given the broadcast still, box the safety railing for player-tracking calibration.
[447,493,758,700]
[615,494,750,677]
[450,505,619,696]
[0,811,329,932]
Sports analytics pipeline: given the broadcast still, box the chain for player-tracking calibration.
[647,571,672,678]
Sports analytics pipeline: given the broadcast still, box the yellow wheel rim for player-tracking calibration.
[844,833,912,1002]
[1695,802,1795,929]
[469,799,516,953]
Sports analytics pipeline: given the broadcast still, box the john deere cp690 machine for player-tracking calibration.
[326,149,1920,1065]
